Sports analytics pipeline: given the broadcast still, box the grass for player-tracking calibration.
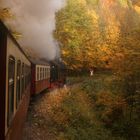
[52,85,122,140]
[26,72,140,140]
[44,72,127,140]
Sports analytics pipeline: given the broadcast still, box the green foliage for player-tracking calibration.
[55,0,140,72]
[52,82,124,140]
[86,0,99,7]
[55,0,101,70]
[82,74,140,140]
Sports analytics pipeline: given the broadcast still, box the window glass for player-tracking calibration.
[41,67,43,80]
[40,67,41,80]
[8,56,15,126]
[27,66,31,84]
[46,68,48,79]
[48,68,50,78]
[16,60,21,108]
[21,63,24,95]
[43,68,45,79]
[42,68,44,80]
[37,67,39,81]
[25,65,27,89]
[45,68,47,79]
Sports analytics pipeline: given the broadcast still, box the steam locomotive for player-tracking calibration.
[0,21,66,140]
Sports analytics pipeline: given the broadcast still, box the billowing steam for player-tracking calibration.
[1,0,66,60]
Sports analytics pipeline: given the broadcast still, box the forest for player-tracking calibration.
[0,0,140,140]
[54,0,140,139]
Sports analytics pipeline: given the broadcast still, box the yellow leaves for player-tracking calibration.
[95,91,127,124]
[0,9,22,39]
[87,9,98,20]
[134,5,140,14]
[100,56,108,62]
[78,0,87,5]
[61,49,69,56]
[64,26,69,32]
[105,22,120,42]
[12,31,22,39]
[87,51,93,57]
[100,46,108,52]
[34,88,70,125]
[56,0,140,71]
[0,8,13,20]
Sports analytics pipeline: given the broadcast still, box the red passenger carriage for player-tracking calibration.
[31,61,50,95]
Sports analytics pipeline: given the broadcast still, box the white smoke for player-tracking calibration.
[1,0,66,60]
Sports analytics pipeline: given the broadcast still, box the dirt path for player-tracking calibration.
[22,84,97,140]
[23,87,69,140]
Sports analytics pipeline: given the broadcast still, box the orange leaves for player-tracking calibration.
[134,5,140,14]
[61,50,69,56]
[34,88,70,125]
[55,0,140,72]
[95,91,127,124]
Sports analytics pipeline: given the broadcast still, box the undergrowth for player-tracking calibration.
[51,73,139,140]
[31,72,140,140]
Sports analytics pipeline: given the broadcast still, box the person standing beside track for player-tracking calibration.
[90,69,94,77]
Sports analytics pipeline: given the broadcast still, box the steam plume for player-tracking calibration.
[1,0,66,60]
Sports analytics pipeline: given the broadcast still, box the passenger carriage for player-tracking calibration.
[0,21,31,140]
[0,20,66,140]
[31,60,50,95]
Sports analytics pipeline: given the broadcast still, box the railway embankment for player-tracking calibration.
[23,73,140,140]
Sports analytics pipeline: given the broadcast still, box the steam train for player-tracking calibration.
[0,21,66,140]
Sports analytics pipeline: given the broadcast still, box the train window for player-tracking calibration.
[47,68,50,78]
[25,65,27,89]
[42,68,44,80]
[43,67,45,79]
[8,56,15,126]
[47,68,49,78]
[46,68,47,79]
[21,63,24,95]
[40,67,41,80]
[40,67,42,80]
[45,68,47,79]
[27,66,31,84]
[40,68,43,80]
[47,68,48,78]
[16,60,21,108]
[44,67,46,79]
[44,68,46,79]
[48,68,50,78]
[46,68,48,79]
[44,68,47,79]
[26,65,29,88]
[37,67,39,81]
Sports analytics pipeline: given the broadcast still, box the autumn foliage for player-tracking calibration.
[55,0,140,71]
